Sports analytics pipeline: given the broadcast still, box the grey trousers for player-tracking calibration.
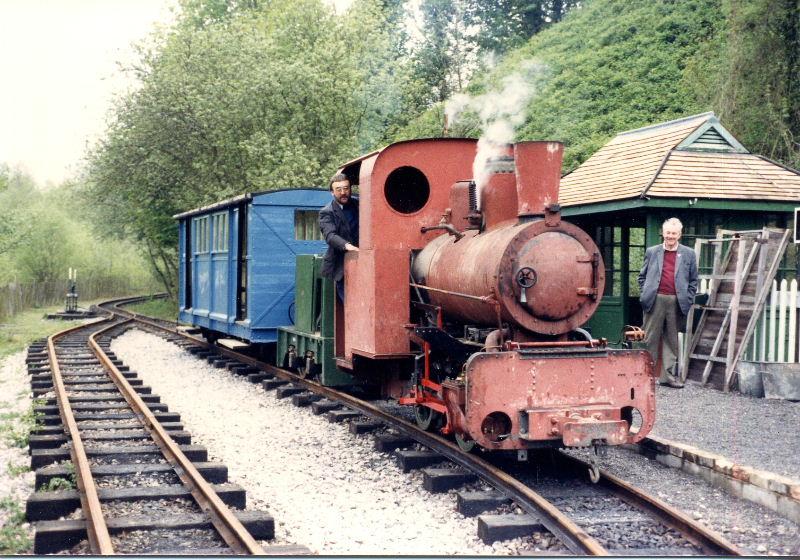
[643,294,684,384]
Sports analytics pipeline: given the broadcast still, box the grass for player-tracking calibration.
[0,496,32,554]
[40,477,75,492]
[0,303,87,359]
[0,399,44,449]
[5,461,30,477]
[126,296,178,322]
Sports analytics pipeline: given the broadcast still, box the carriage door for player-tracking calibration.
[236,203,248,321]
[184,219,192,309]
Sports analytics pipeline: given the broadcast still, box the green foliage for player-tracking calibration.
[0,496,32,554]
[508,0,725,172]
[84,0,401,295]
[0,163,160,309]
[0,305,84,358]
[5,461,30,477]
[469,0,579,54]
[688,0,800,168]
[410,0,476,104]
[2,399,45,449]
[0,167,34,259]
[40,477,75,492]
[126,296,179,322]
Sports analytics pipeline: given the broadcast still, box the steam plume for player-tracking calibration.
[445,61,544,208]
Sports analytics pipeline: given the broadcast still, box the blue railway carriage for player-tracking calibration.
[175,188,330,344]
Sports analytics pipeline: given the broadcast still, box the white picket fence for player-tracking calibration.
[688,277,800,364]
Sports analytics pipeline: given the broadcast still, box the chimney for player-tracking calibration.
[513,141,564,217]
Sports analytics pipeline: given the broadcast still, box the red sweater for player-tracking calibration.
[658,250,677,295]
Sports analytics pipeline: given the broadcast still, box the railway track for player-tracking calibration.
[98,296,742,556]
[23,308,285,555]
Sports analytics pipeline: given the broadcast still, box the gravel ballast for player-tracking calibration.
[0,351,36,551]
[112,329,800,555]
[651,383,799,479]
[111,330,511,555]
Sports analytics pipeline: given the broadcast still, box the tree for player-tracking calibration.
[13,208,74,284]
[0,166,35,257]
[410,0,477,105]
[469,0,580,54]
[702,0,800,168]
[84,0,402,294]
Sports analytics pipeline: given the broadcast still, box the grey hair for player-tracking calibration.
[662,217,683,231]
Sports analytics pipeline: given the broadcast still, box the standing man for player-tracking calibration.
[319,173,359,301]
[638,217,699,388]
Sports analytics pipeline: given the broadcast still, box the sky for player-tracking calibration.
[0,0,180,186]
[0,0,353,187]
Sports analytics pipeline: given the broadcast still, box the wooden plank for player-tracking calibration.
[689,354,727,363]
[217,338,249,350]
[727,229,791,388]
[723,236,747,391]
[657,170,796,182]
[684,234,727,381]
[688,230,763,387]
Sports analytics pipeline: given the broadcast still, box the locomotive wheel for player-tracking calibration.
[455,432,476,453]
[414,405,443,432]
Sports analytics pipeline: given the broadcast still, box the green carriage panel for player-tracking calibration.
[293,255,323,334]
[278,254,355,386]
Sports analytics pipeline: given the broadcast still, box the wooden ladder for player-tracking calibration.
[682,228,790,391]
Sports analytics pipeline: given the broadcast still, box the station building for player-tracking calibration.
[559,112,800,340]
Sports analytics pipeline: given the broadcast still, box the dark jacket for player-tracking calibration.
[319,198,359,281]
[638,243,699,315]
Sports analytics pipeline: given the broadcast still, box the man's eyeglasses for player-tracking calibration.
[333,186,351,193]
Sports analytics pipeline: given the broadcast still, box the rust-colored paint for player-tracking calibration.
[412,219,604,335]
[340,139,479,358]
[482,161,519,230]
[454,349,655,450]
[448,181,472,230]
[514,141,563,217]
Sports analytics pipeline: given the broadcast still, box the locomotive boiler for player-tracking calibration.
[333,138,655,456]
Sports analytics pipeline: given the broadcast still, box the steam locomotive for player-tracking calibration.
[176,138,656,457]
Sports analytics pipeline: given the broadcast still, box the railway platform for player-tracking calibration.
[628,382,800,523]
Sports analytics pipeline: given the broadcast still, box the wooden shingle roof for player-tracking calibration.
[559,113,800,207]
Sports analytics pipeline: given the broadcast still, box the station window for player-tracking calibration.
[295,210,322,240]
[212,212,229,253]
[595,226,622,297]
[627,228,646,297]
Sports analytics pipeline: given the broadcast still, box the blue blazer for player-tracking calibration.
[638,244,698,315]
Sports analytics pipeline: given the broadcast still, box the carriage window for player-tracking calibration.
[295,210,322,240]
[212,212,229,252]
[192,216,210,254]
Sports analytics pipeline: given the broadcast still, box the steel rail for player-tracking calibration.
[104,300,741,556]
[87,318,265,555]
[47,318,115,554]
[106,309,605,556]
[557,452,743,556]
